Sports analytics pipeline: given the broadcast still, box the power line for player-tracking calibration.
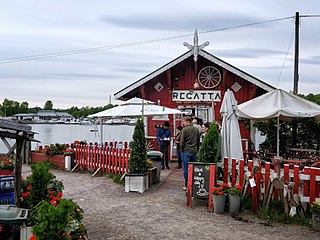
[276,29,295,88]
[0,16,295,64]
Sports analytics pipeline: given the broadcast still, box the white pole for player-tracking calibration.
[142,99,144,118]
[277,116,280,157]
[100,117,103,145]
[212,98,215,121]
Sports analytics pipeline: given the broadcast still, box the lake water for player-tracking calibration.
[0,124,135,152]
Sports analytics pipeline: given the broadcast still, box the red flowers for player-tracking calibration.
[63,149,75,156]
[212,187,224,195]
[221,183,229,188]
[21,192,30,198]
[49,192,63,206]
[30,235,37,240]
[213,183,230,195]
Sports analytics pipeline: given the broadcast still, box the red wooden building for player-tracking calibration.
[114,32,275,152]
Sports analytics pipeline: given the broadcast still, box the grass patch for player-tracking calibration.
[242,196,311,226]
[106,173,125,186]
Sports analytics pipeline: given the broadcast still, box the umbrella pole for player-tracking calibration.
[212,98,215,121]
[142,99,144,118]
[100,117,103,145]
[277,117,279,157]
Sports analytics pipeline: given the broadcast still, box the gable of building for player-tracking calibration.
[114,49,275,100]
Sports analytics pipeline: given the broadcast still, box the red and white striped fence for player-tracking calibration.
[74,142,130,175]
[222,157,320,205]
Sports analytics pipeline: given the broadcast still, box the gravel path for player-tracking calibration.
[22,164,319,240]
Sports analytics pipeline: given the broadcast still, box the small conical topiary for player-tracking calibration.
[128,118,149,174]
[197,122,220,163]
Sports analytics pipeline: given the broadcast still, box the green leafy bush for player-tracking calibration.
[228,184,242,196]
[20,162,64,226]
[32,197,86,240]
[197,122,220,163]
[0,155,15,170]
[128,119,149,174]
[45,143,67,156]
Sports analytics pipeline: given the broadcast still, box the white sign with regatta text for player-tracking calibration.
[172,90,221,102]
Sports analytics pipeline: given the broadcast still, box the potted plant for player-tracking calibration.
[197,122,220,164]
[227,184,242,214]
[125,119,150,193]
[0,155,15,175]
[311,201,320,232]
[189,122,219,200]
[31,195,87,240]
[212,183,229,214]
[19,162,87,239]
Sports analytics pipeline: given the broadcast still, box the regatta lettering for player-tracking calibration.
[172,90,221,102]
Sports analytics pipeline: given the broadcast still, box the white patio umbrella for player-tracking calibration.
[88,97,182,143]
[88,97,181,118]
[220,89,243,169]
[238,89,320,157]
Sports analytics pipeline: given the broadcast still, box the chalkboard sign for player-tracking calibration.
[191,162,214,199]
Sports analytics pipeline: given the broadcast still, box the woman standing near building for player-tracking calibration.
[200,122,210,143]
[174,125,183,169]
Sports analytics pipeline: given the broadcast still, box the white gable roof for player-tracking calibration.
[114,50,275,100]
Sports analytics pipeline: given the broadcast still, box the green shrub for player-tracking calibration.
[228,184,242,196]
[128,119,149,174]
[20,162,64,226]
[45,143,67,156]
[32,198,86,240]
[197,122,220,163]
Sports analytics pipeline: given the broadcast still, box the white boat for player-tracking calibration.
[69,119,80,124]
[128,118,138,125]
[80,118,92,125]
[105,117,127,125]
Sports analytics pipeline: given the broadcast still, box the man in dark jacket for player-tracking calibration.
[180,116,200,190]
[157,121,171,169]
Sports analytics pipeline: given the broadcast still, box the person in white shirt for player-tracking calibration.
[192,119,202,134]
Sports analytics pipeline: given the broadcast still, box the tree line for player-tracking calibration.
[0,99,115,118]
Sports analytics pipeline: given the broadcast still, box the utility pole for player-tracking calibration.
[292,12,300,148]
[293,12,300,94]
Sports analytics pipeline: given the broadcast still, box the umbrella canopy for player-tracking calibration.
[238,89,320,120]
[88,97,181,118]
[220,89,243,168]
[238,89,320,156]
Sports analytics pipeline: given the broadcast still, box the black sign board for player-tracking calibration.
[191,162,214,199]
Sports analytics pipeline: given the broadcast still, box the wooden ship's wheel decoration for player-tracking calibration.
[197,66,221,89]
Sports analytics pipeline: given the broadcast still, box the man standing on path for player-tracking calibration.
[180,116,200,190]
[157,121,171,170]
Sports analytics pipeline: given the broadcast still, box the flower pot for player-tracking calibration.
[20,226,33,240]
[0,169,13,176]
[213,194,226,214]
[312,212,320,232]
[125,173,148,193]
[65,156,72,171]
[228,195,241,214]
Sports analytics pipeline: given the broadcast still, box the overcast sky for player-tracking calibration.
[0,0,319,109]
